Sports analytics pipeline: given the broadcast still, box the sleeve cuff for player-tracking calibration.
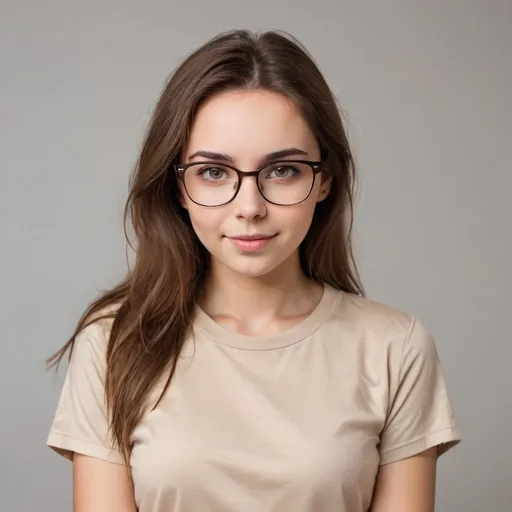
[47,430,126,466]
[379,425,461,466]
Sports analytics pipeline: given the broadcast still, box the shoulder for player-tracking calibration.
[324,287,436,361]
[331,289,414,340]
[69,305,119,365]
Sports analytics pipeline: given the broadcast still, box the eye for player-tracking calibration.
[197,166,229,181]
[266,165,300,179]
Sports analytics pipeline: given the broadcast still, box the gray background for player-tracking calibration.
[2,1,511,510]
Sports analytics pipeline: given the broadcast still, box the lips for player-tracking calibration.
[226,234,276,252]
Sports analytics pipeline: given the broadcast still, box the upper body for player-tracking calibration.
[49,285,460,511]
[46,29,461,511]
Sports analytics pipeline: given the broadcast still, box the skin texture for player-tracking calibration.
[73,90,438,511]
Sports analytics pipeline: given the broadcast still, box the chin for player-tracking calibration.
[206,241,300,279]
[213,251,289,279]
[225,261,281,279]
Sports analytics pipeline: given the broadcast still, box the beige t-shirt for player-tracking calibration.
[47,285,461,511]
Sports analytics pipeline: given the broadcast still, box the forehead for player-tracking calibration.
[185,90,318,162]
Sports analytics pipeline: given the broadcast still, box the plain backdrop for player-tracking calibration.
[2,1,511,511]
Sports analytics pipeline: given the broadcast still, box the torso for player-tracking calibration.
[128,285,409,511]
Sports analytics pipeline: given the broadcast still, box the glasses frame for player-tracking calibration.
[174,159,325,207]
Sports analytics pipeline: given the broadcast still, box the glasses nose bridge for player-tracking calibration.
[237,168,262,181]
[234,168,264,199]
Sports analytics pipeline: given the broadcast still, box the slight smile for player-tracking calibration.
[226,233,277,252]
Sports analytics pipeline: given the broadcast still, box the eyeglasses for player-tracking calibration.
[174,160,324,207]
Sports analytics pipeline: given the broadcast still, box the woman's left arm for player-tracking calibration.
[371,316,462,511]
[370,447,438,512]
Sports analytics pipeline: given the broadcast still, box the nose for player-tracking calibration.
[233,174,267,220]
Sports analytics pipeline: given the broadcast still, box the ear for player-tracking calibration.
[317,173,332,203]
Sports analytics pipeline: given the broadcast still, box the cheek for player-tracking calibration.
[279,199,318,242]
[186,204,224,243]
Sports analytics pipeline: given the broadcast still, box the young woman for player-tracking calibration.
[47,29,461,512]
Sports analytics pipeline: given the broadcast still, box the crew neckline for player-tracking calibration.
[193,283,342,351]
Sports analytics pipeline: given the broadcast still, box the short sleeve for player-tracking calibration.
[378,316,461,465]
[46,320,124,465]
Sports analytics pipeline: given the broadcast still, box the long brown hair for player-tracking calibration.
[47,29,364,465]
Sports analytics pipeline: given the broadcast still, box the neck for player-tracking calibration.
[200,252,320,321]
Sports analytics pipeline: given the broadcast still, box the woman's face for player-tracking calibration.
[179,89,329,280]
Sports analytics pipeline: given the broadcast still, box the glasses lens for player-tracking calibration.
[183,164,239,206]
[258,162,314,205]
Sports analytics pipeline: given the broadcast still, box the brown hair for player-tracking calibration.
[47,29,364,465]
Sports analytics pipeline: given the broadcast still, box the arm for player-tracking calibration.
[373,316,461,510]
[370,447,438,512]
[73,454,137,512]
[46,322,137,511]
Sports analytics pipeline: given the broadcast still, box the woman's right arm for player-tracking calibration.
[73,454,137,512]
[46,321,138,511]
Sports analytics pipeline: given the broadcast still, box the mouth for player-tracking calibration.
[226,233,277,252]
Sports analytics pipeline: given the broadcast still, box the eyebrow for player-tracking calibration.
[187,147,309,165]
